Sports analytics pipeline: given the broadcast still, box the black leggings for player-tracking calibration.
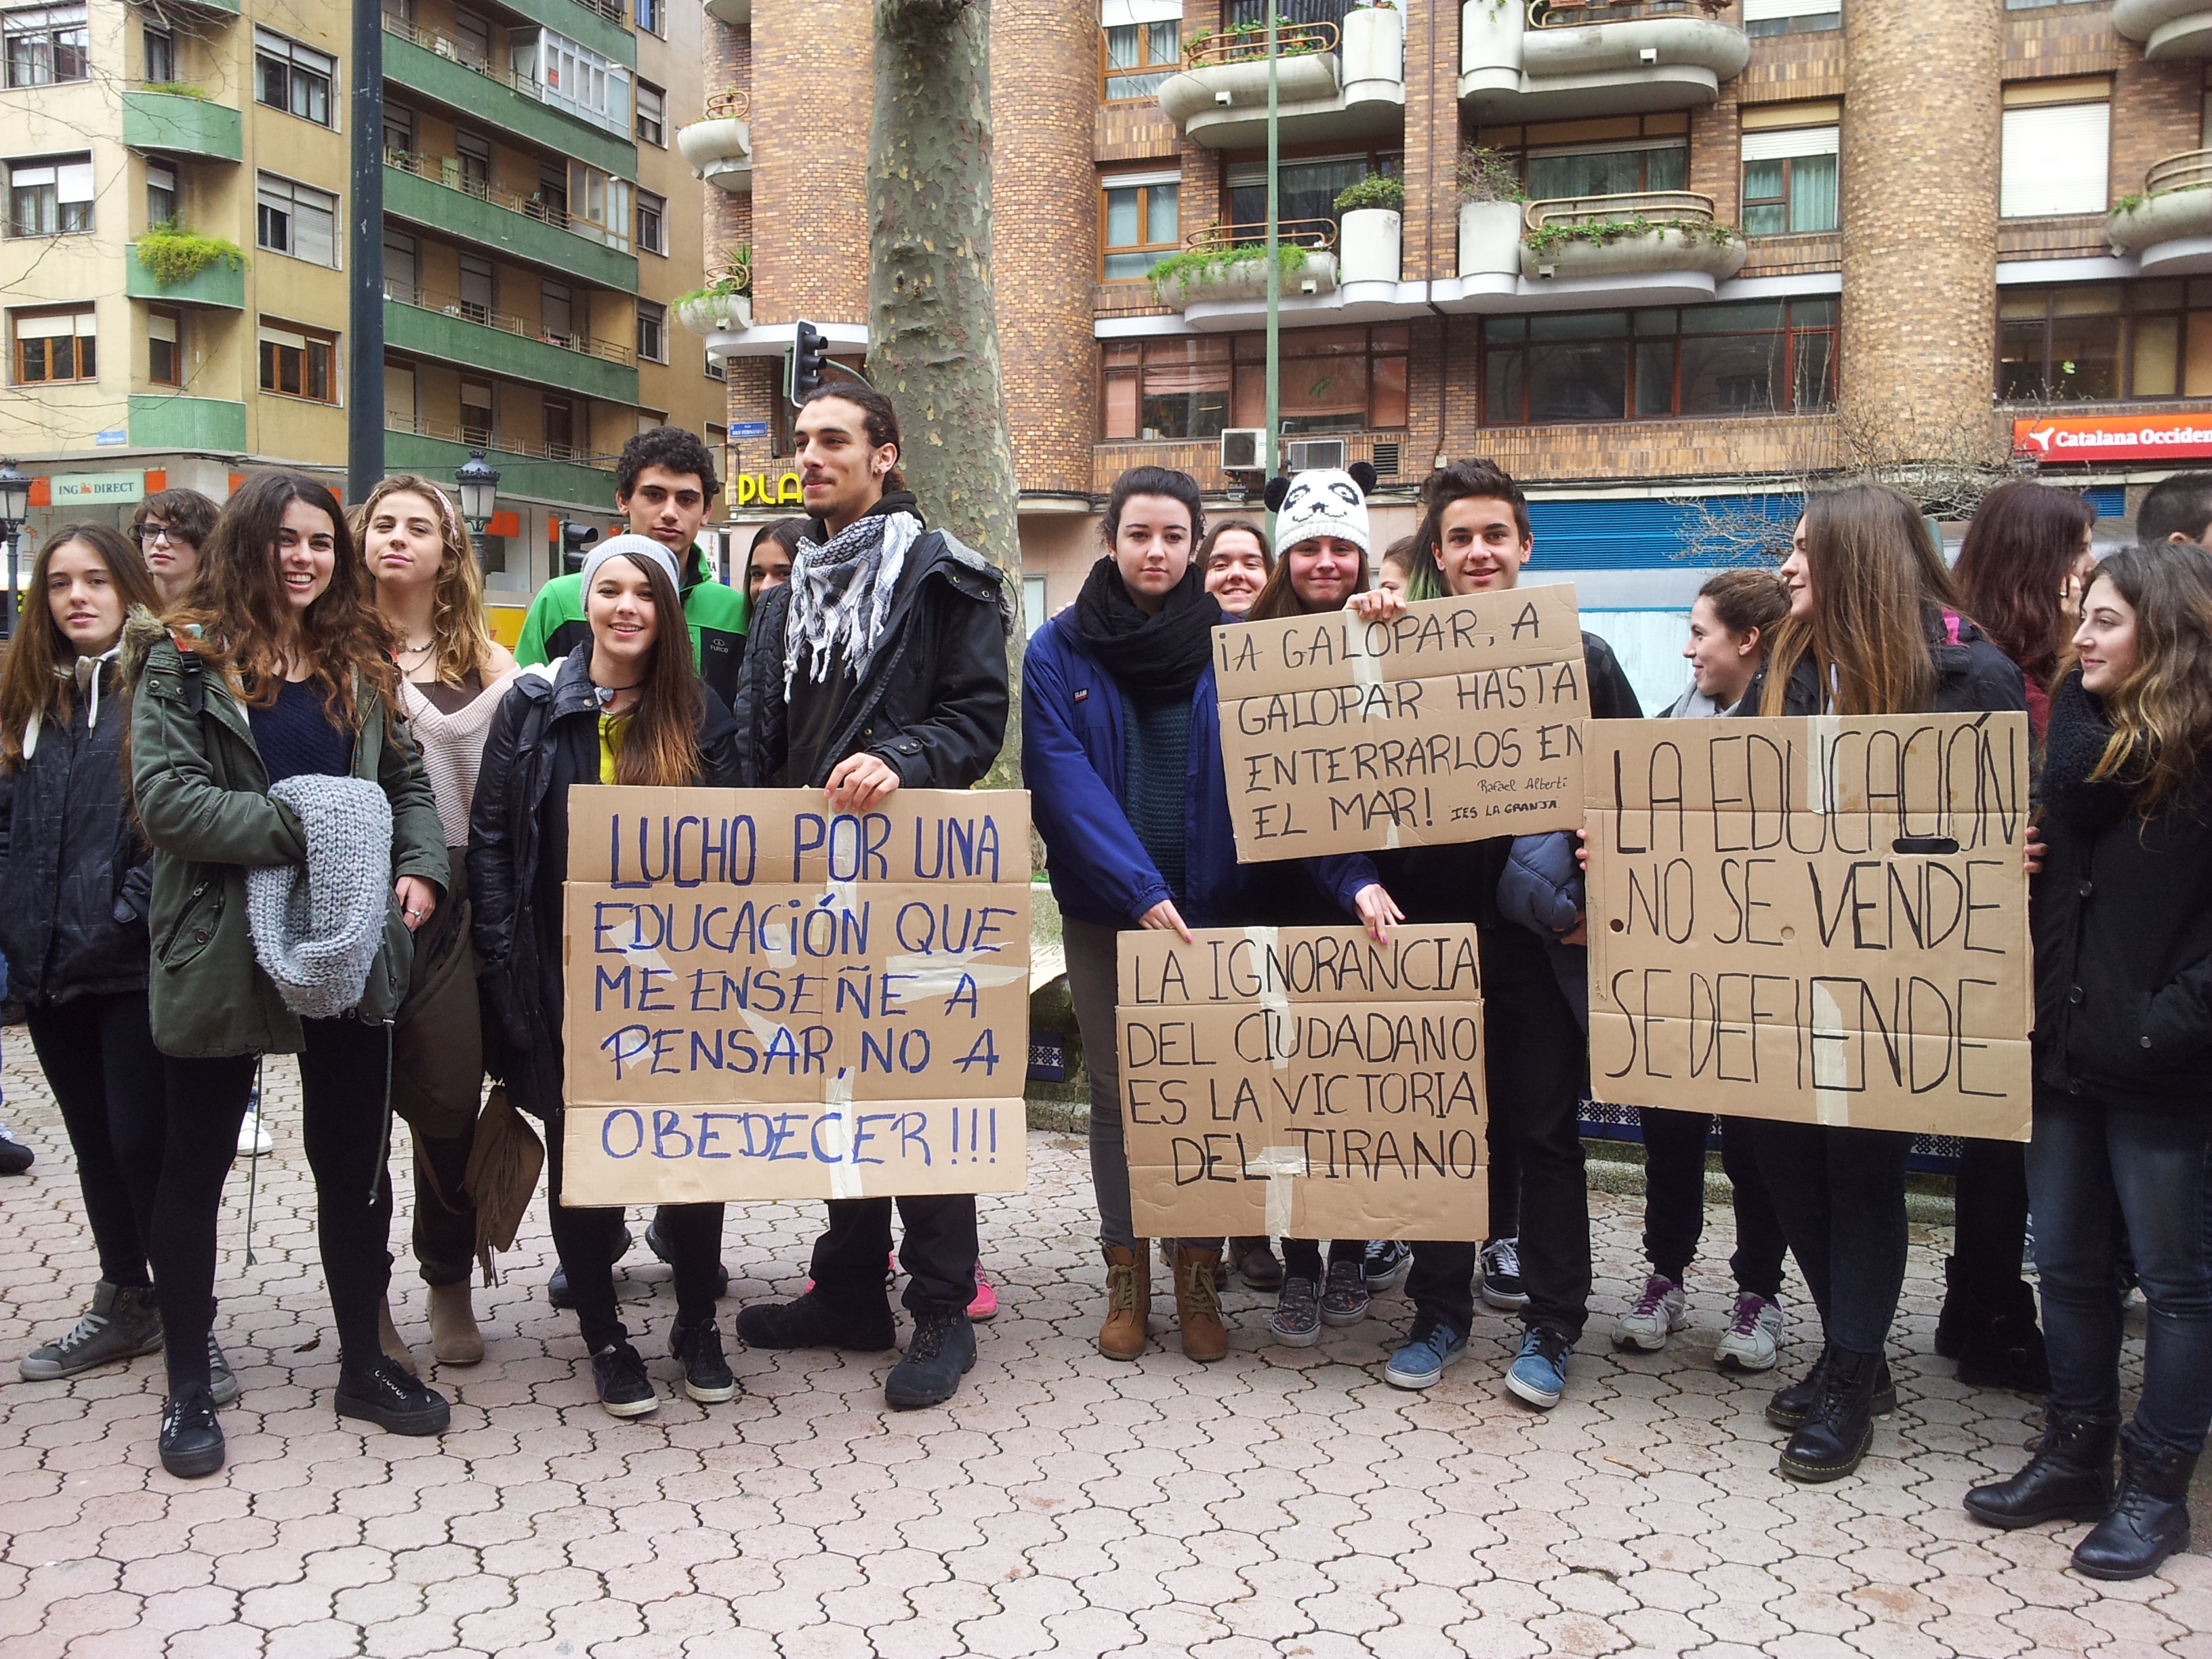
[25,994,161,1294]
[544,1114,723,1351]
[1281,1240,1364,1279]
[165,1017,398,1388]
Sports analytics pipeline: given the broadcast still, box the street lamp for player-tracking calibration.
[455,449,501,533]
[0,459,28,643]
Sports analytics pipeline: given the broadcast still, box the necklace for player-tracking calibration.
[396,638,436,657]
[591,678,642,708]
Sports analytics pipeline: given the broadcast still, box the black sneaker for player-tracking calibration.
[592,1341,659,1418]
[670,1317,736,1404]
[885,1309,977,1410]
[159,1385,224,1479]
[1479,1237,1529,1312]
[335,1355,452,1436]
[549,1225,635,1311]
[1363,1240,1411,1292]
[646,1211,732,1298]
[735,1291,897,1352]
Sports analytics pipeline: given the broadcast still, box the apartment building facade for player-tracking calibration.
[700,0,2212,705]
[1,0,720,597]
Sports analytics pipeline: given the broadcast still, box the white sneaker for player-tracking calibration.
[1713,1290,1786,1372]
[237,1111,272,1157]
[1612,1274,1687,1351]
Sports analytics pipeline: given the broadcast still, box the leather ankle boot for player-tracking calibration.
[1172,1244,1229,1362]
[1956,1276,2050,1393]
[1099,1245,1149,1361]
[428,1282,485,1366]
[1767,1347,1896,1432]
[1779,1345,1881,1482]
[1964,1414,2116,1530]
[2072,1423,2196,1580]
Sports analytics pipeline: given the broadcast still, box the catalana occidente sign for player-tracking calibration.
[2013,413,2212,462]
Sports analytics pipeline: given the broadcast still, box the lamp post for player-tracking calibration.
[0,459,28,642]
[455,449,501,534]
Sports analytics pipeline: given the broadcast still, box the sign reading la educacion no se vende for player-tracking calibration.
[557,787,1032,1206]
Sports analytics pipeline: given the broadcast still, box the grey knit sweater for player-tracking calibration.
[246,774,394,1019]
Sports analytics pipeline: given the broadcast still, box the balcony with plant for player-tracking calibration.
[677,91,752,194]
[126,222,247,308]
[1332,171,1404,285]
[1158,5,1405,150]
[121,83,243,163]
[1456,142,1527,279]
[2114,0,2212,60]
[1151,219,1340,328]
[1461,0,1748,122]
[676,249,754,335]
[1518,190,1746,284]
[2108,151,2212,276]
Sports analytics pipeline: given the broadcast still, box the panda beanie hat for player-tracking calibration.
[1265,461,1378,559]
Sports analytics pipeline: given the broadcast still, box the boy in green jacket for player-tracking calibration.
[512,426,747,704]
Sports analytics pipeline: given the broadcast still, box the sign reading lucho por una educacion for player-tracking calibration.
[1117,926,1488,1241]
[1211,584,1591,860]
[558,787,1032,1205]
[1586,714,2034,1140]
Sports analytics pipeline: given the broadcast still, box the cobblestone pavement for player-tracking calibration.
[4,1048,2211,1658]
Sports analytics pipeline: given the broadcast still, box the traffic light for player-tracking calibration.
[559,520,600,575]
[787,319,829,407]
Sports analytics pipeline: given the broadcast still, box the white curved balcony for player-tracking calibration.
[1462,0,1748,121]
[2114,0,2212,59]
[702,0,750,26]
[1158,10,1405,150]
[1152,219,1345,330]
[676,91,752,193]
[2110,151,2212,276]
[676,290,751,337]
[1517,190,1747,300]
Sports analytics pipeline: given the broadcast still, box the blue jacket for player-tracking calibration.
[1021,614,1374,928]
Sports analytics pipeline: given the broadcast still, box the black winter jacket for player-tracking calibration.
[466,653,743,1120]
[733,506,1011,790]
[2032,671,2212,1105]
[0,661,150,1004]
[1735,606,2027,722]
[1380,629,1643,932]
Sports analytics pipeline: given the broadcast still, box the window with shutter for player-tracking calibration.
[2000,101,2110,218]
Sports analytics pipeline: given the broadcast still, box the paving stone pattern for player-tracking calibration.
[3,1045,2209,1657]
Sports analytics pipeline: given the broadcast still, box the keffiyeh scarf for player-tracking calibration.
[783,499,925,695]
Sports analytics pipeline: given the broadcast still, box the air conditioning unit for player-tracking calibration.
[1220,428,1266,472]
[1285,437,1349,473]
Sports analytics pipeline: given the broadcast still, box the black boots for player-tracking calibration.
[1964,1414,2117,1530]
[1766,1346,1896,1433]
[1778,1345,1884,1483]
[2072,1425,2197,1580]
[1938,1254,2050,1392]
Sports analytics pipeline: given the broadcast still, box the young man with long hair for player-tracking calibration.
[729,384,1012,1410]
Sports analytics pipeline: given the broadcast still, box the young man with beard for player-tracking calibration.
[731,383,1012,1410]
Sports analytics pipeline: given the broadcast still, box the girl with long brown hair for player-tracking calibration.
[2,525,246,1422]
[1740,483,2028,1484]
[1950,478,2098,737]
[354,475,517,1371]
[468,536,741,1416]
[1965,541,2212,1578]
[126,470,454,1475]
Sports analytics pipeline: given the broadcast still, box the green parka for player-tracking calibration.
[123,609,448,1059]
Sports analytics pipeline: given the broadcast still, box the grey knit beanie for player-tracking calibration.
[247,775,395,1019]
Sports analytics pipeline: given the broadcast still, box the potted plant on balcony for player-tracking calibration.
[675,250,752,335]
[1334,172,1404,285]
[1149,237,1322,306]
[1519,207,1747,282]
[1456,144,1525,279]
[1342,1,1405,96]
[136,220,247,289]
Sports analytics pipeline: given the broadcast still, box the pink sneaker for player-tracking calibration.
[967,1269,998,1322]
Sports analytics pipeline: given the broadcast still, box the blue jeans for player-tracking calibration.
[2028,1084,2212,1457]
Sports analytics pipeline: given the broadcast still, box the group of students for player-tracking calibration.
[1026,457,2212,1584]
[9,398,2212,1585]
[5,396,1012,1482]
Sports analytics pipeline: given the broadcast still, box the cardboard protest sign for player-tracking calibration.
[1212,583,1589,860]
[559,787,1031,1204]
[1117,926,1488,1240]
[1586,713,2033,1140]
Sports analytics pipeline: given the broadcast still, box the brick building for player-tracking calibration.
[698,0,2212,709]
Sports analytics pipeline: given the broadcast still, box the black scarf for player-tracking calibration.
[1067,556,1223,700]
[2041,668,2134,836]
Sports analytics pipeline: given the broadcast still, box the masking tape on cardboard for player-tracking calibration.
[823,1069,861,1200]
[1811,979,1851,1128]
[1242,928,1290,1069]
[1245,1144,1309,1239]
[1805,714,1840,815]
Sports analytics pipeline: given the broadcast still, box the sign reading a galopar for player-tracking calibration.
[1585,713,2034,1140]
[558,787,1031,1205]
[1211,585,1590,861]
